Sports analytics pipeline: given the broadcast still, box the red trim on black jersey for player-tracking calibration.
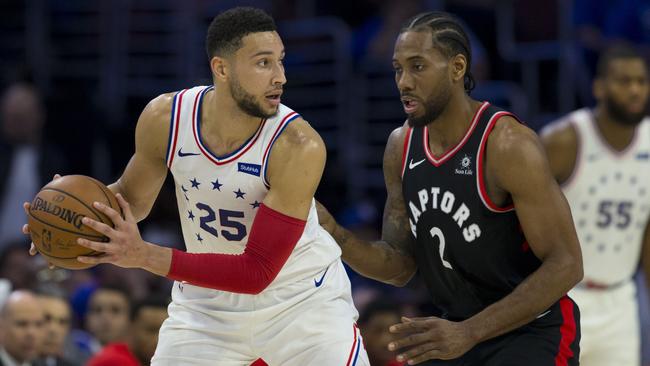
[423,102,490,167]
[555,296,577,366]
[476,111,516,213]
[401,127,413,178]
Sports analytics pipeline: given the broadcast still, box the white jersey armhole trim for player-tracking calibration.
[166,89,188,169]
[261,112,301,188]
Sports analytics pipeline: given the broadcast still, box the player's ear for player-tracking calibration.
[450,54,467,84]
[210,56,228,82]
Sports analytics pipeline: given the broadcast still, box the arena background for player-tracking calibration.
[0,0,648,365]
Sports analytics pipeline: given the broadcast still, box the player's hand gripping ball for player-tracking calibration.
[26,175,122,269]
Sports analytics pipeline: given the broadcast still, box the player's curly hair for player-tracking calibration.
[205,7,277,59]
[596,44,646,79]
[401,11,475,94]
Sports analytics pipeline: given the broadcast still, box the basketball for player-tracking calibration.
[27,175,122,270]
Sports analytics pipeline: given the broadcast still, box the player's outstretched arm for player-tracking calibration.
[318,125,417,286]
[76,118,325,294]
[108,93,173,222]
[464,118,583,342]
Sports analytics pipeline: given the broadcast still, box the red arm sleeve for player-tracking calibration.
[166,204,306,294]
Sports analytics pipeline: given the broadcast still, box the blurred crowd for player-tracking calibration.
[1,0,649,365]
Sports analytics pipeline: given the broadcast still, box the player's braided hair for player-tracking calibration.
[206,7,277,59]
[401,11,475,94]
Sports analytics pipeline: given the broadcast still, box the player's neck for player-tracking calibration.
[202,88,264,155]
[426,95,480,156]
[593,106,637,152]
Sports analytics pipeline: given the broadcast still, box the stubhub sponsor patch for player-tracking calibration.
[238,162,261,176]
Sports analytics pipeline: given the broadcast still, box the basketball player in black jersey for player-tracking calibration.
[318,11,583,365]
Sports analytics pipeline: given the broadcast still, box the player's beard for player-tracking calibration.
[407,85,452,128]
[604,93,648,126]
[229,75,277,119]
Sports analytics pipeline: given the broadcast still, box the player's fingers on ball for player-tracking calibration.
[53,174,61,180]
[22,224,30,235]
[48,262,56,269]
[82,217,115,237]
[23,202,30,215]
[77,255,101,264]
[79,253,113,264]
[77,238,110,252]
[115,194,135,222]
[92,202,122,223]
[29,243,38,255]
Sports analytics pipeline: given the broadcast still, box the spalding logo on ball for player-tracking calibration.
[27,175,123,269]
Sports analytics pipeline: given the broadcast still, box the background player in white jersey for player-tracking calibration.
[542,45,650,366]
[23,7,369,366]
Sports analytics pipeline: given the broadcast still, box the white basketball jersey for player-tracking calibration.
[165,85,341,290]
[552,108,650,285]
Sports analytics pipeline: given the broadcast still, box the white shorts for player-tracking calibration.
[152,259,370,366]
[569,280,640,366]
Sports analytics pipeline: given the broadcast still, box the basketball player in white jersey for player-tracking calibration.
[23,7,369,366]
[542,45,650,366]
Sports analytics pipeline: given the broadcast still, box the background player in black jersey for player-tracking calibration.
[318,11,583,365]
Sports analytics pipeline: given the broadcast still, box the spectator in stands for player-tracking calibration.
[0,290,45,366]
[129,295,169,365]
[84,285,131,348]
[34,285,80,366]
[87,295,169,366]
[0,82,46,248]
[0,240,37,290]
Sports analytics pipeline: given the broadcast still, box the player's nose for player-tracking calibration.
[272,66,286,86]
[397,72,415,92]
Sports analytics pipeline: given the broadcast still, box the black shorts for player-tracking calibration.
[421,296,581,366]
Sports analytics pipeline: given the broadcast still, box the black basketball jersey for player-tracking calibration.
[401,102,541,320]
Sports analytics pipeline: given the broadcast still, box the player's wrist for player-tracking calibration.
[460,317,484,345]
[141,242,173,276]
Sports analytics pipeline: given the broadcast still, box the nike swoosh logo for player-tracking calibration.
[178,148,200,157]
[314,267,329,287]
[536,310,551,319]
[409,159,425,169]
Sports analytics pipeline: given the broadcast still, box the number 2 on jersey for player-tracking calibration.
[430,227,453,269]
[196,203,247,241]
